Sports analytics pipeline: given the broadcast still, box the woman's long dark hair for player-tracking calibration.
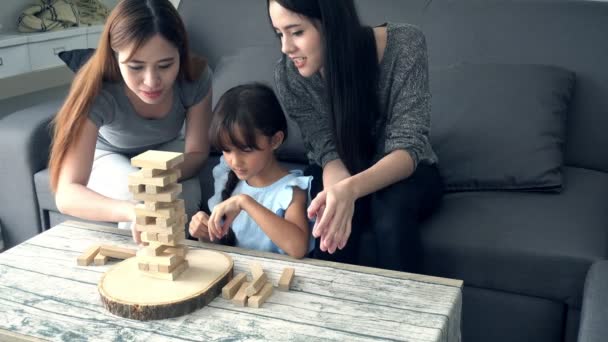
[205,83,288,245]
[268,0,379,174]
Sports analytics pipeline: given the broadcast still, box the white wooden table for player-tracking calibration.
[0,221,462,341]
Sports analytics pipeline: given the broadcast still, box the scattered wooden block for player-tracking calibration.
[278,267,295,291]
[131,150,184,170]
[222,273,247,299]
[232,281,250,307]
[246,272,268,296]
[94,253,108,266]
[249,283,274,308]
[76,245,100,266]
[250,262,264,279]
[100,245,136,259]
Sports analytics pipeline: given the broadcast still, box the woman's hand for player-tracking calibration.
[208,195,246,241]
[308,180,356,254]
[189,211,211,241]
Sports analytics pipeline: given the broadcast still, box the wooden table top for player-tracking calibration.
[0,220,462,341]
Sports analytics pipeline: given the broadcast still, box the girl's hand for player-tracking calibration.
[189,211,211,241]
[208,195,245,241]
[308,180,356,254]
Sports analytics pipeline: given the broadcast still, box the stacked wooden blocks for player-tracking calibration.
[221,263,295,308]
[128,150,189,281]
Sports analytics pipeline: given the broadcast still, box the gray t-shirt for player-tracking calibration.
[88,66,212,154]
[274,23,438,168]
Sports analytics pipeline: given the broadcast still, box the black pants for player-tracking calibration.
[305,163,443,273]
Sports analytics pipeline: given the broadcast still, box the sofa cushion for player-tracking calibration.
[429,63,575,192]
[212,45,307,164]
[57,48,95,72]
[420,166,608,308]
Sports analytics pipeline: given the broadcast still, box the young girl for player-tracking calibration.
[49,0,212,244]
[268,0,443,271]
[188,83,313,258]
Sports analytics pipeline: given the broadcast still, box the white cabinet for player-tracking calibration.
[0,25,103,78]
[0,36,29,78]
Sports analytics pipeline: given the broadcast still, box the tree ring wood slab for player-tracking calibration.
[98,249,233,320]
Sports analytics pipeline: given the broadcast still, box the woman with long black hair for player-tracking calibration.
[268,0,443,272]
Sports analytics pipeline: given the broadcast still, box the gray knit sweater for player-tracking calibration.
[274,22,438,169]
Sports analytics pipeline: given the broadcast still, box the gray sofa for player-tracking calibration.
[1,1,607,341]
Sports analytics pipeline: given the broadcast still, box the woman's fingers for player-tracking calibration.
[308,191,327,220]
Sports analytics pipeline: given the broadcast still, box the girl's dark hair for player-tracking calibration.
[268,0,379,174]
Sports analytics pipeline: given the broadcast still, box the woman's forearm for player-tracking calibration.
[322,159,351,188]
[179,151,208,180]
[346,149,415,199]
[55,183,134,222]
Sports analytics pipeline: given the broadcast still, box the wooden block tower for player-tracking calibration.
[128,150,189,281]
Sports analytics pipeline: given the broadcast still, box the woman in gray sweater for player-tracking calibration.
[269,0,443,272]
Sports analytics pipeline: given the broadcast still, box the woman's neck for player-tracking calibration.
[125,86,174,119]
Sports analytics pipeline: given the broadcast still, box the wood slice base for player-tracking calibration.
[98,249,233,320]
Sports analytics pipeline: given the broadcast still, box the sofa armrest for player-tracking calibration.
[578,260,608,342]
[0,100,62,249]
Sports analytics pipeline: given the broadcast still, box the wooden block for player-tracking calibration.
[232,281,250,307]
[128,184,145,194]
[148,263,159,272]
[249,283,274,308]
[250,262,264,279]
[135,221,183,235]
[137,243,168,257]
[164,245,188,257]
[149,214,182,228]
[246,272,268,296]
[143,260,189,281]
[131,150,184,170]
[128,169,180,187]
[76,245,100,266]
[222,273,247,299]
[99,245,136,259]
[135,216,155,225]
[144,201,161,211]
[138,263,149,271]
[141,168,164,177]
[94,253,108,266]
[136,250,183,266]
[141,231,159,242]
[157,231,186,246]
[278,267,295,291]
[133,183,182,202]
[134,199,185,218]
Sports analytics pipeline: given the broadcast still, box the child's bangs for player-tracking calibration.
[212,123,259,152]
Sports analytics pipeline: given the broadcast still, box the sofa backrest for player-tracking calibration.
[180,0,608,172]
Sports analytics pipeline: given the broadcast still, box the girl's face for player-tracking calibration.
[221,129,283,186]
[269,1,324,78]
[116,34,180,105]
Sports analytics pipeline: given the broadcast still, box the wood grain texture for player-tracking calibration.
[0,221,462,341]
